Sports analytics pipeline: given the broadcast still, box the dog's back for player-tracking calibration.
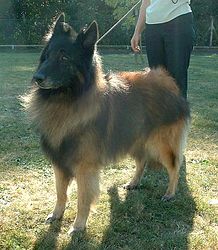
[96,68,189,163]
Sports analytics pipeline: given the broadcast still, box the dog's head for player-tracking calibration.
[32,13,99,95]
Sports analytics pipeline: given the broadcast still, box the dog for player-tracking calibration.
[22,13,190,234]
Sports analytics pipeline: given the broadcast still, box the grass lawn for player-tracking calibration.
[0,50,217,250]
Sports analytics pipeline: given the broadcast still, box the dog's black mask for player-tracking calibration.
[32,13,99,96]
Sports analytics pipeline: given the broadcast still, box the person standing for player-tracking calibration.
[131,0,195,98]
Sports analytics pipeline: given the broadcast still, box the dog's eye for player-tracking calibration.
[60,55,69,61]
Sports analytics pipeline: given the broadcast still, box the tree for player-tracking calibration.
[11,0,77,44]
[104,0,139,44]
[191,0,218,46]
[9,0,118,45]
[1,0,217,45]
[70,0,117,44]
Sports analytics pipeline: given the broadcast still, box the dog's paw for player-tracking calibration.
[161,194,175,202]
[45,213,61,224]
[68,226,86,236]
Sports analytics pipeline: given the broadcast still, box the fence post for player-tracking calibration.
[209,16,215,47]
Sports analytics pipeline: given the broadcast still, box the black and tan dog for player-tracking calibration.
[22,14,190,234]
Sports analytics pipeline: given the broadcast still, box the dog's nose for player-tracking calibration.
[33,72,46,83]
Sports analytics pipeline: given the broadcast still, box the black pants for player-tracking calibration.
[145,13,195,98]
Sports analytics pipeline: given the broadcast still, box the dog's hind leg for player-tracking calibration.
[158,132,184,201]
[69,165,100,234]
[124,156,146,190]
[161,122,187,201]
[46,166,71,223]
[160,151,181,201]
[147,121,186,201]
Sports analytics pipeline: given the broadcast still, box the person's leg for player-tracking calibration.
[145,24,166,68]
[163,13,195,98]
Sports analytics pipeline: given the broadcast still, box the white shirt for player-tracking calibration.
[146,0,192,24]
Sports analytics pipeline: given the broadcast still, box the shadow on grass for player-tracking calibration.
[33,220,62,250]
[33,219,96,250]
[64,231,96,250]
[98,160,196,249]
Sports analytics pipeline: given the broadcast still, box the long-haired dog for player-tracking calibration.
[22,14,190,234]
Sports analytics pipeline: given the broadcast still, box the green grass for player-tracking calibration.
[0,50,217,250]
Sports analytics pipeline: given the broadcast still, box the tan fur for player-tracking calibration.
[145,118,189,197]
[71,164,100,233]
[46,167,71,222]
[119,67,179,95]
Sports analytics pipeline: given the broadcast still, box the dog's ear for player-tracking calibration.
[56,13,65,23]
[54,13,65,28]
[78,21,99,49]
[53,13,71,36]
[45,13,77,42]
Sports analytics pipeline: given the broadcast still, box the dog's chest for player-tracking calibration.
[38,102,74,147]
[38,99,99,148]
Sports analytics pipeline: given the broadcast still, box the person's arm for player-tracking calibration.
[131,0,150,52]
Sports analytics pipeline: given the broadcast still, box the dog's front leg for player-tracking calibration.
[68,165,100,235]
[46,166,71,223]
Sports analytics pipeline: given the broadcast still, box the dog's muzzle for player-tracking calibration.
[32,72,57,89]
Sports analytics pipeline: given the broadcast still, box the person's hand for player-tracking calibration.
[131,33,141,53]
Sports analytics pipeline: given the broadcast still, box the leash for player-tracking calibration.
[96,0,141,44]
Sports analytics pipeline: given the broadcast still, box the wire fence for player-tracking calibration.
[0,45,218,55]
